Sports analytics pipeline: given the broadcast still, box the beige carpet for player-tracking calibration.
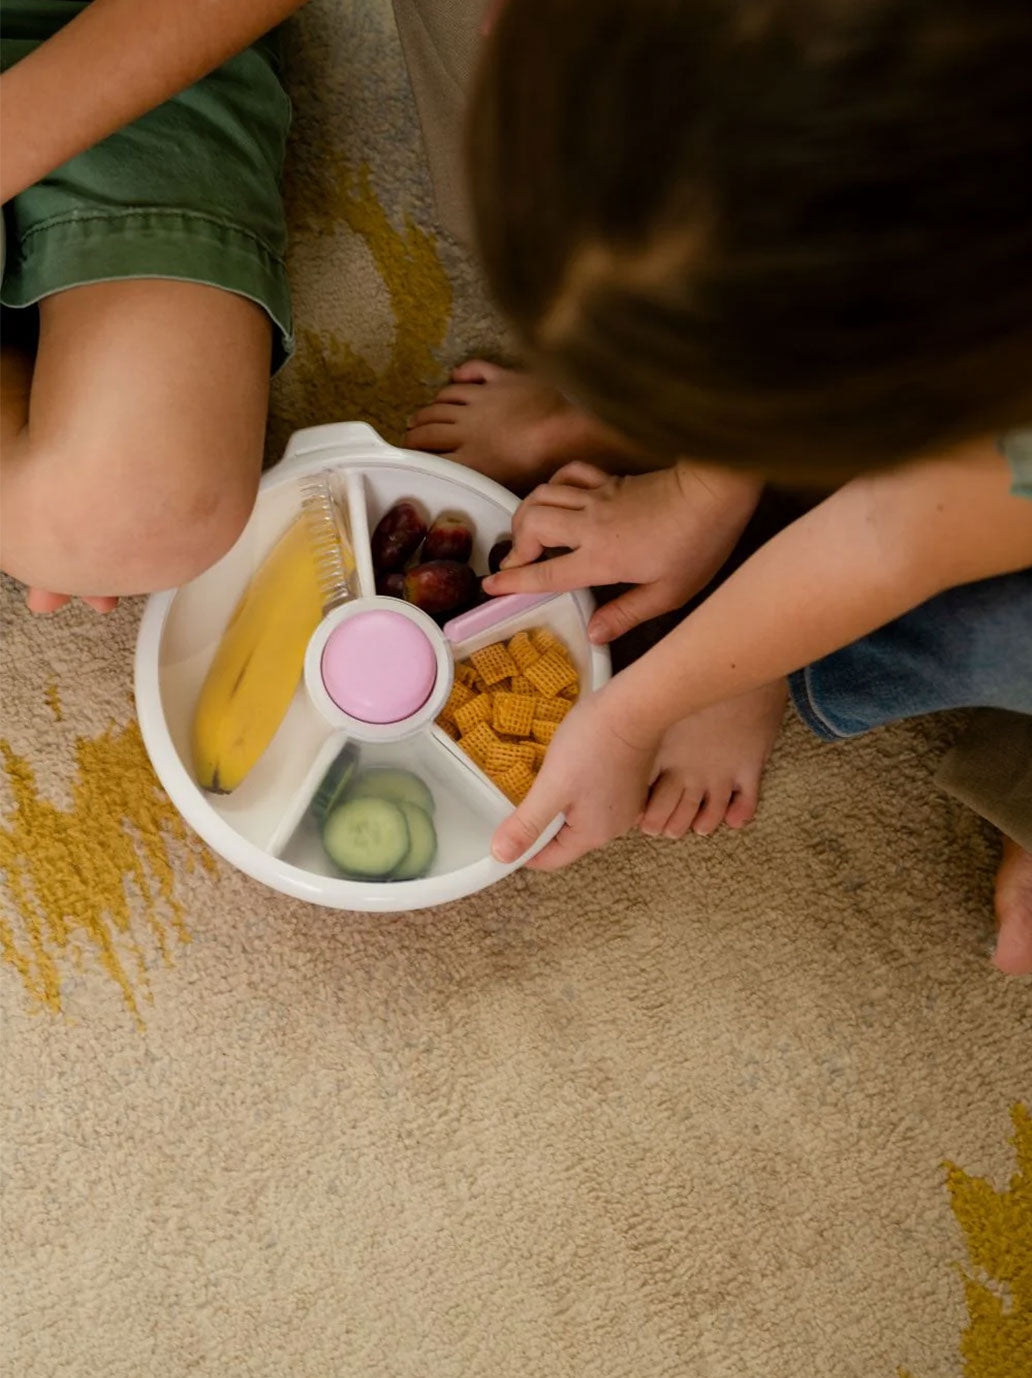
[2,4,1030,1375]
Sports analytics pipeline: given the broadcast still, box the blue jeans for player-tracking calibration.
[789,567,1032,740]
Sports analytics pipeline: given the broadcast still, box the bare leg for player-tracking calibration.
[405,359,642,489]
[1,280,271,607]
[994,837,1032,975]
[639,681,788,839]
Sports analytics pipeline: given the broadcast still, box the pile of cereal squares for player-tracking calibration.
[436,627,580,802]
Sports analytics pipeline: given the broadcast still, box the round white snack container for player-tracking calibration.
[134,422,611,911]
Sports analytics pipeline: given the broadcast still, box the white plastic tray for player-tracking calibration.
[134,422,611,910]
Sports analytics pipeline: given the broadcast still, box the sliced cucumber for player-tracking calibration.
[309,743,359,824]
[322,797,409,878]
[391,803,437,881]
[346,768,435,816]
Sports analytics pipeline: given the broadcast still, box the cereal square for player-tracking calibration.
[470,641,518,685]
[507,631,540,671]
[560,682,579,700]
[524,648,578,697]
[529,741,548,769]
[494,761,536,803]
[454,661,478,688]
[531,718,559,745]
[485,740,537,776]
[493,692,537,737]
[532,695,571,725]
[437,717,460,740]
[459,721,499,766]
[509,674,535,696]
[530,627,561,656]
[440,679,474,724]
[453,693,495,736]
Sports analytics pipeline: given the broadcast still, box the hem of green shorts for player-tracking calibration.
[0,207,294,372]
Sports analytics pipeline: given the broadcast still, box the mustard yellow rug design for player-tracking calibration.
[0,703,208,1024]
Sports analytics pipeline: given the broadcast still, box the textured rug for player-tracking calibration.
[1,4,1029,1375]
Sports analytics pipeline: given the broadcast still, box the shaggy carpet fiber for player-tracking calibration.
[2,4,1029,1375]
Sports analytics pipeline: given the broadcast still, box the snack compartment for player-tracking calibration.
[361,460,512,584]
[436,597,604,810]
[277,728,509,886]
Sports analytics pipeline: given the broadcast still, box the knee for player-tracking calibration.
[58,447,261,595]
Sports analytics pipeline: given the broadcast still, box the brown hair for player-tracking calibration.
[468,0,1032,478]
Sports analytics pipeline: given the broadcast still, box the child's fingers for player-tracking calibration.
[587,583,677,644]
[549,461,611,491]
[484,550,587,597]
[491,782,565,865]
[81,595,119,614]
[519,480,591,511]
[506,505,583,567]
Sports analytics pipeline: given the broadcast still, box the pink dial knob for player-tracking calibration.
[320,610,437,724]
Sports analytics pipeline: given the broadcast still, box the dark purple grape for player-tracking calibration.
[376,571,406,599]
[488,538,513,575]
[402,560,478,616]
[422,512,474,564]
[371,501,428,574]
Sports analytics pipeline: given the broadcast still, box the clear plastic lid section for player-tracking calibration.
[278,732,509,883]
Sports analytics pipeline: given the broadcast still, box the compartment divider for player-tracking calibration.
[428,725,511,816]
[343,470,377,599]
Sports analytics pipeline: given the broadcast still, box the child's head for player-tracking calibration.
[469,0,1032,480]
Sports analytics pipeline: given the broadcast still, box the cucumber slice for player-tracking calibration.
[322,797,409,878]
[391,803,437,881]
[309,743,359,824]
[346,768,435,816]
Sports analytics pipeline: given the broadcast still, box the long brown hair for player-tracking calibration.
[468,0,1032,478]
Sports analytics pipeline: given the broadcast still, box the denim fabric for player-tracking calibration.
[789,567,1032,741]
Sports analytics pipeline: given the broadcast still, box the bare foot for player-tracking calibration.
[993,836,1032,975]
[640,680,788,839]
[404,360,640,490]
[25,587,118,615]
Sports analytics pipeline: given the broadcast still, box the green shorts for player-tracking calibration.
[0,2,294,370]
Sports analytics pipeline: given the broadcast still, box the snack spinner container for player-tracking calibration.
[135,423,611,910]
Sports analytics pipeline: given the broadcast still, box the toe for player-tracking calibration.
[26,588,71,614]
[664,791,704,839]
[451,358,505,384]
[82,595,119,613]
[405,423,461,455]
[725,780,760,829]
[640,772,683,836]
[692,786,734,837]
[993,840,1032,975]
[407,403,460,429]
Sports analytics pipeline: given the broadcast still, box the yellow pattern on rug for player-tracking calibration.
[274,160,452,451]
[901,1104,1032,1378]
[0,715,211,1024]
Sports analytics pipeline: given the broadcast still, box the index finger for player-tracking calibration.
[483,550,588,597]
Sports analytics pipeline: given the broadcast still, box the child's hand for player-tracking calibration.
[491,689,661,871]
[482,461,760,643]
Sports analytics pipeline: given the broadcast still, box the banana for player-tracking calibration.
[191,513,328,794]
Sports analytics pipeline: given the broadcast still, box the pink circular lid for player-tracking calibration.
[321,610,437,724]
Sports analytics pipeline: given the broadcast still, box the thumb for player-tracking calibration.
[491,783,563,864]
[588,582,673,644]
